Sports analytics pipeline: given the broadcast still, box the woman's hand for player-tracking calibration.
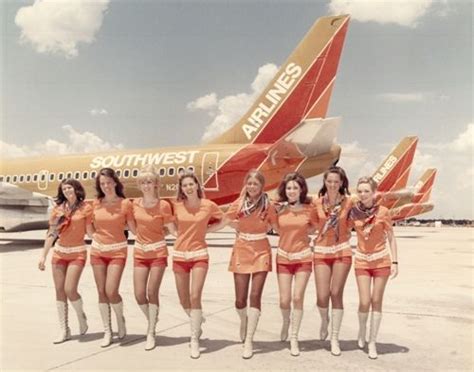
[390,263,398,279]
[38,256,46,271]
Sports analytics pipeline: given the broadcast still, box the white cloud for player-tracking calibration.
[0,125,123,158]
[450,123,473,152]
[187,63,279,143]
[328,0,442,28]
[377,92,425,102]
[338,141,370,171]
[15,0,110,58]
[90,108,108,116]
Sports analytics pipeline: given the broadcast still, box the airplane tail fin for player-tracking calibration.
[208,15,350,145]
[412,168,437,203]
[372,136,418,192]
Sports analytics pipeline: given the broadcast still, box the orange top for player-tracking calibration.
[352,206,393,269]
[91,198,132,245]
[226,198,277,236]
[132,198,173,259]
[276,203,317,264]
[49,203,92,247]
[173,199,223,260]
[313,196,352,259]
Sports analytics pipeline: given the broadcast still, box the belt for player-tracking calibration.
[134,240,166,252]
[54,244,87,254]
[355,247,390,262]
[173,248,208,260]
[238,232,268,241]
[313,242,351,254]
[91,240,128,252]
[277,247,312,261]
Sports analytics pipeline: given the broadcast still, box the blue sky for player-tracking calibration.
[1,0,472,218]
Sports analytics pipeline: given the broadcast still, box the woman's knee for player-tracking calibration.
[190,293,201,308]
[64,286,79,301]
[292,294,304,308]
[316,294,330,308]
[371,298,383,311]
[359,299,371,312]
[235,298,247,309]
[280,298,291,309]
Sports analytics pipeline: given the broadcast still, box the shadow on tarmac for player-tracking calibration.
[0,238,43,252]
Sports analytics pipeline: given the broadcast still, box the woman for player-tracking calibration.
[87,168,135,348]
[167,172,223,359]
[131,165,173,351]
[349,176,398,359]
[38,179,91,343]
[224,170,277,359]
[275,172,317,356]
[312,166,352,356]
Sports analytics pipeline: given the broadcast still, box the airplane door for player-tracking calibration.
[38,170,49,191]
[201,152,219,191]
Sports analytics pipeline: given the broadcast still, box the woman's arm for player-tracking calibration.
[165,222,178,237]
[127,217,137,235]
[38,233,55,271]
[207,217,230,233]
[387,229,398,279]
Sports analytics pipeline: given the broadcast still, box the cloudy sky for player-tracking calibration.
[1,0,472,218]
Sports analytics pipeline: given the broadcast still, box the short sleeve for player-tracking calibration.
[124,199,133,219]
[160,200,174,224]
[84,203,93,225]
[225,199,240,220]
[49,206,59,226]
[209,201,223,220]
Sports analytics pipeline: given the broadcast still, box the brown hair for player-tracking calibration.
[55,179,86,206]
[277,172,311,204]
[95,167,126,199]
[318,166,350,197]
[177,171,203,201]
[356,176,378,192]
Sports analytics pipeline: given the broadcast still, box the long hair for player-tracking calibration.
[177,171,203,201]
[137,164,160,198]
[238,169,268,215]
[277,172,311,204]
[356,176,378,192]
[318,166,350,197]
[55,179,85,206]
[95,167,126,199]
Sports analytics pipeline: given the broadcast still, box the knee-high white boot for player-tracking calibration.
[190,309,202,359]
[145,304,159,351]
[53,301,71,344]
[358,311,369,349]
[290,309,303,356]
[139,303,149,319]
[70,297,88,335]
[317,306,329,341]
[111,301,126,340]
[242,307,260,359]
[368,311,382,359]
[236,307,247,342]
[330,309,344,356]
[280,308,291,341]
[99,303,112,347]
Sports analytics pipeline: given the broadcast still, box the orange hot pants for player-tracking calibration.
[314,256,352,266]
[134,256,168,268]
[52,254,86,267]
[355,267,390,277]
[173,259,209,273]
[91,255,126,266]
[277,262,313,275]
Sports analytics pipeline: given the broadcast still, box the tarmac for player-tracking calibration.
[0,226,472,371]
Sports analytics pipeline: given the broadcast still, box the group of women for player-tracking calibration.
[38,165,398,360]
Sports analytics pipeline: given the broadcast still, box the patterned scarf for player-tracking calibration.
[349,201,379,240]
[320,195,344,242]
[48,202,81,241]
[238,193,269,220]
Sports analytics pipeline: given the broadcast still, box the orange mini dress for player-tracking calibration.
[351,205,393,276]
[276,203,318,273]
[90,198,132,265]
[49,203,92,266]
[226,198,277,274]
[172,199,223,264]
[313,196,352,266]
[132,198,173,268]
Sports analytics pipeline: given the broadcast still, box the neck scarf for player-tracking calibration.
[48,201,81,241]
[320,195,344,242]
[238,193,269,220]
[349,201,379,240]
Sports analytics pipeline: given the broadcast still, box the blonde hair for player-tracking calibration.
[137,165,160,197]
[357,176,378,192]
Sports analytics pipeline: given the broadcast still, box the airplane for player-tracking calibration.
[0,14,351,232]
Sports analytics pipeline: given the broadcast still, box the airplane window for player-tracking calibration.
[26,174,31,182]
[74,172,80,179]
[123,169,130,178]
[0,176,4,182]
[66,172,72,179]
[19,175,25,183]
[13,175,18,183]
[40,174,45,182]
[177,167,185,176]
[132,169,138,177]
[187,166,195,173]
[33,174,38,182]
[82,171,88,180]
[58,173,64,181]
[49,173,55,182]
[159,168,166,177]
[116,169,121,178]
[90,171,97,179]
[6,176,11,183]
[168,168,175,177]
